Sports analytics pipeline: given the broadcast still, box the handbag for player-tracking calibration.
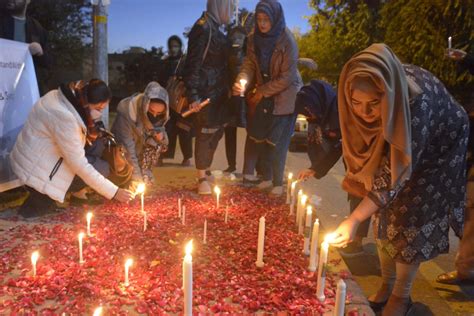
[166,20,213,114]
[101,131,133,187]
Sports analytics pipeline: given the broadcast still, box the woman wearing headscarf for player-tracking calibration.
[183,0,232,195]
[331,44,468,316]
[234,0,302,196]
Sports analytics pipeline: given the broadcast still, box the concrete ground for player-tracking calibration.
[163,127,474,316]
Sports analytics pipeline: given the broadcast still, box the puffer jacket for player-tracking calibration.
[183,12,229,127]
[111,82,170,181]
[237,28,302,115]
[10,89,118,202]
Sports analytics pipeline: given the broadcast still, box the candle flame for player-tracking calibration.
[239,78,247,88]
[214,186,221,195]
[78,232,85,240]
[324,232,338,244]
[185,240,193,255]
[125,258,133,268]
[291,181,296,189]
[288,172,293,180]
[298,189,303,196]
[86,212,93,221]
[306,205,313,215]
[301,195,308,204]
[31,251,39,264]
[93,306,103,316]
[136,183,145,194]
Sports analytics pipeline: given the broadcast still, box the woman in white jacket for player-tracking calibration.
[10,79,133,218]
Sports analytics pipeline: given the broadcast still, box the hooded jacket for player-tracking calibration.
[111,82,170,180]
[10,89,118,202]
[183,5,230,127]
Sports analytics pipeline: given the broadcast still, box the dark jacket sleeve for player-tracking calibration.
[459,53,474,75]
[183,21,210,103]
[308,137,342,179]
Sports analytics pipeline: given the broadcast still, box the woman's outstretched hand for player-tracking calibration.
[297,169,316,181]
[329,218,360,248]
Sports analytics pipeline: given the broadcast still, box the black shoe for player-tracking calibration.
[368,299,388,314]
[339,241,365,258]
[224,166,236,174]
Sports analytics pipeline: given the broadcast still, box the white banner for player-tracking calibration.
[0,39,40,192]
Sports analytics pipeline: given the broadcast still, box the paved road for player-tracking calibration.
[164,128,474,316]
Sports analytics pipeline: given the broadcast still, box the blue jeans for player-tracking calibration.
[261,114,296,187]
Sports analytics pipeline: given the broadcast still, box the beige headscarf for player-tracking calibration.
[338,43,413,193]
[207,0,232,25]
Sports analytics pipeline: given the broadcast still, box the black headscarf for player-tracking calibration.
[295,80,339,131]
[254,0,286,75]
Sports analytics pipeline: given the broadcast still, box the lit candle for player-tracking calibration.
[256,216,265,268]
[298,195,308,235]
[178,198,182,218]
[224,206,229,224]
[334,279,347,316]
[239,78,247,97]
[214,186,221,209]
[143,211,147,232]
[308,218,319,272]
[136,183,145,213]
[289,181,297,216]
[303,206,312,256]
[203,219,207,244]
[448,36,452,50]
[31,251,39,277]
[78,232,85,264]
[124,258,133,286]
[182,205,186,225]
[183,240,193,316]
[286,173,293,204]
[86,212,93,236]
[93,306,103,316]
[316,237,331,302]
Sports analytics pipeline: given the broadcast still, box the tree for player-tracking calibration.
[27,0,92,86]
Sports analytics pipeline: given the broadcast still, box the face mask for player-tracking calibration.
[90,109,103,121]
[147,112,164,125]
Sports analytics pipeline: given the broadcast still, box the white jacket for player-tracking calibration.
[10,89,118,202]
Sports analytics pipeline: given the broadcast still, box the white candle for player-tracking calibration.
[295,190,303,217]
[214,186,221,209]
[136,183,145,213]
[225,206,229,224]
[289,182,296,215]
[316,240,329,302]
[86,212,93,236]
[143,211,147,232]
[203,219,207,244]
[256,216,265,268]
[178,198,182,218]
[448,36,452,50]
[308,218,319,272]
[182,205,186,225]
[183,240,193,316]
[298,195,308,235]
[124,258,133,286]
[31,251,39,277]
[303,206,312,256]
[334,279,347,316]
[286,173,293,204]
[239,78,247,97]
[93,306,103,316]
[78,232,85,264]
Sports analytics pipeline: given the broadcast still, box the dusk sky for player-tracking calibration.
[108,0,314,53]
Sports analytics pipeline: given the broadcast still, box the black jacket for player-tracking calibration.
[158,54,182,87]
[0,12,52,94]
[183,12,229,127]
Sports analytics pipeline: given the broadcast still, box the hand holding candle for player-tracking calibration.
[124,258,133,286]
[86,212,93,236]
[214,186,221,209]
[328,218,358,248]
[183,240,193,316]
[31,251,39,277]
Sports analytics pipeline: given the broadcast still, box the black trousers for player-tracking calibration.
[163,111,193,160]
[195,126,225,170]
[224,125,237,169]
